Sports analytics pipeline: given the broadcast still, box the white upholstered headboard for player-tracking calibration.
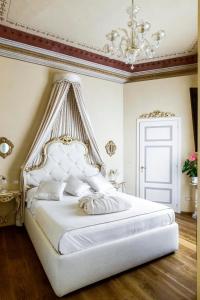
[24,136,100,187]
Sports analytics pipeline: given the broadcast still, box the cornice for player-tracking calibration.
[0,24,131,72]
[0,24,197,83]
[0,38,197,84]
[0,24,197,75]
[128,65,197,82]
[0,40,130,83]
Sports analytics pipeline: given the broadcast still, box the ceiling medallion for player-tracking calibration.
[104,0,165,70]
[139,110,175,119]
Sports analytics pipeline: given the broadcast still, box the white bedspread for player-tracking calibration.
[28,191,175,255]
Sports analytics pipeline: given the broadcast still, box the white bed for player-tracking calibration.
[23,137,179,297]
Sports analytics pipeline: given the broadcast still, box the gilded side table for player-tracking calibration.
[0,191,22,227]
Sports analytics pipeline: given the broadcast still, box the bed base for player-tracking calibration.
[25,208,179,297]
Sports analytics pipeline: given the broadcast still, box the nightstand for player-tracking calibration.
[110,181,126,192]
[0,191,22,227]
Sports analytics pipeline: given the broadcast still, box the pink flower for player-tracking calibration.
[188,152,197,161]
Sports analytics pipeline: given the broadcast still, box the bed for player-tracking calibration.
[23,137,179,297]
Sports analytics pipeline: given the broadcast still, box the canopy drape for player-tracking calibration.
[20,73,105,224]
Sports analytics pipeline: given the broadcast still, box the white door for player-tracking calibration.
[137,118,181,212]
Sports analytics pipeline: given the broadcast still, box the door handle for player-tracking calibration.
[140,166,146,172]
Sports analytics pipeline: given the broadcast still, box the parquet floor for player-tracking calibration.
[0,213,196,300]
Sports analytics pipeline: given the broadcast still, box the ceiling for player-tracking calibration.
[0,0,198,81]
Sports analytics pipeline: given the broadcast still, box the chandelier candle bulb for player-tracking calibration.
[104,0,165,70]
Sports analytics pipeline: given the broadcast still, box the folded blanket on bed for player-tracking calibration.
[79,193,132,215]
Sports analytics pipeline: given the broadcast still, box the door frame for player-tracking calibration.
[136,117,181,213]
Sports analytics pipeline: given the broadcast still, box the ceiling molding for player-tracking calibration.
[0,37,197,85]
[0,24,197,76]
[0,24,131,72]
[127,66,197,82]
[0,39,131,83]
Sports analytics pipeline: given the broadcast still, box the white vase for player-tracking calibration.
[191,177,198,185]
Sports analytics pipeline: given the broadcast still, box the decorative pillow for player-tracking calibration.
[35,181,65,201]
[85,173,115,193]
[65,176,91,197]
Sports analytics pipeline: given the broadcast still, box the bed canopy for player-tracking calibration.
[20,73,105,224]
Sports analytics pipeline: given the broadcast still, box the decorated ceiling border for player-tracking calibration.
[0,24,197,74]
[5,12,197,59]
[0,0,7,21]
[0,35,197,84]
[0,0,197,63]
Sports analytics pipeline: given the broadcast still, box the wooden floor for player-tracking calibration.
[0,213,196,300]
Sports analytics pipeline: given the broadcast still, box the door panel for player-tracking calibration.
[145,146,172,183]
[145,187,172,204]
[145,126,172,141]
[137,118,180,212]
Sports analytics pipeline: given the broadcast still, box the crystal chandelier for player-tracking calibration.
[103,0,165,70]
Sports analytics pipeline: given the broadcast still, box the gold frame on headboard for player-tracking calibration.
[25,135,100,172]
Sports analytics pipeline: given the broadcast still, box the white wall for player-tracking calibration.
[124,75,197,212]
[0,57,123,188]
[82,75,124,181]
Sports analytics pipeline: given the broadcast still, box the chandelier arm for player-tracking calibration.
[131,0,134,48]
[132,0,134,18]
[118,28,129,39]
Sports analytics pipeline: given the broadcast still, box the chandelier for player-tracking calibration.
[103,0,165,70]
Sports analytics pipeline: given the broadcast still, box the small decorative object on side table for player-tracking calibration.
[110,181,126,192]
[108,169,119,181]
[0,175,7,192]
[0,190,22,227]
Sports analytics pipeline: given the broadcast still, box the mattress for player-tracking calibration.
[27,191,175,255]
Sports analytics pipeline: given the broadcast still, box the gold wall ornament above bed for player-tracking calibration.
[139,110,175,119]
[0,137,14,159]
[105,140,117,157]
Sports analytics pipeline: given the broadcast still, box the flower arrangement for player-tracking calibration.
[182,152,197,178]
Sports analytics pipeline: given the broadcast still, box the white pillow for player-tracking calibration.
[35,181,65,201]
[65,176,91,197]
[85,173,115,193]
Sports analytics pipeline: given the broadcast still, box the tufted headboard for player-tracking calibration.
[24,136,100,187]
